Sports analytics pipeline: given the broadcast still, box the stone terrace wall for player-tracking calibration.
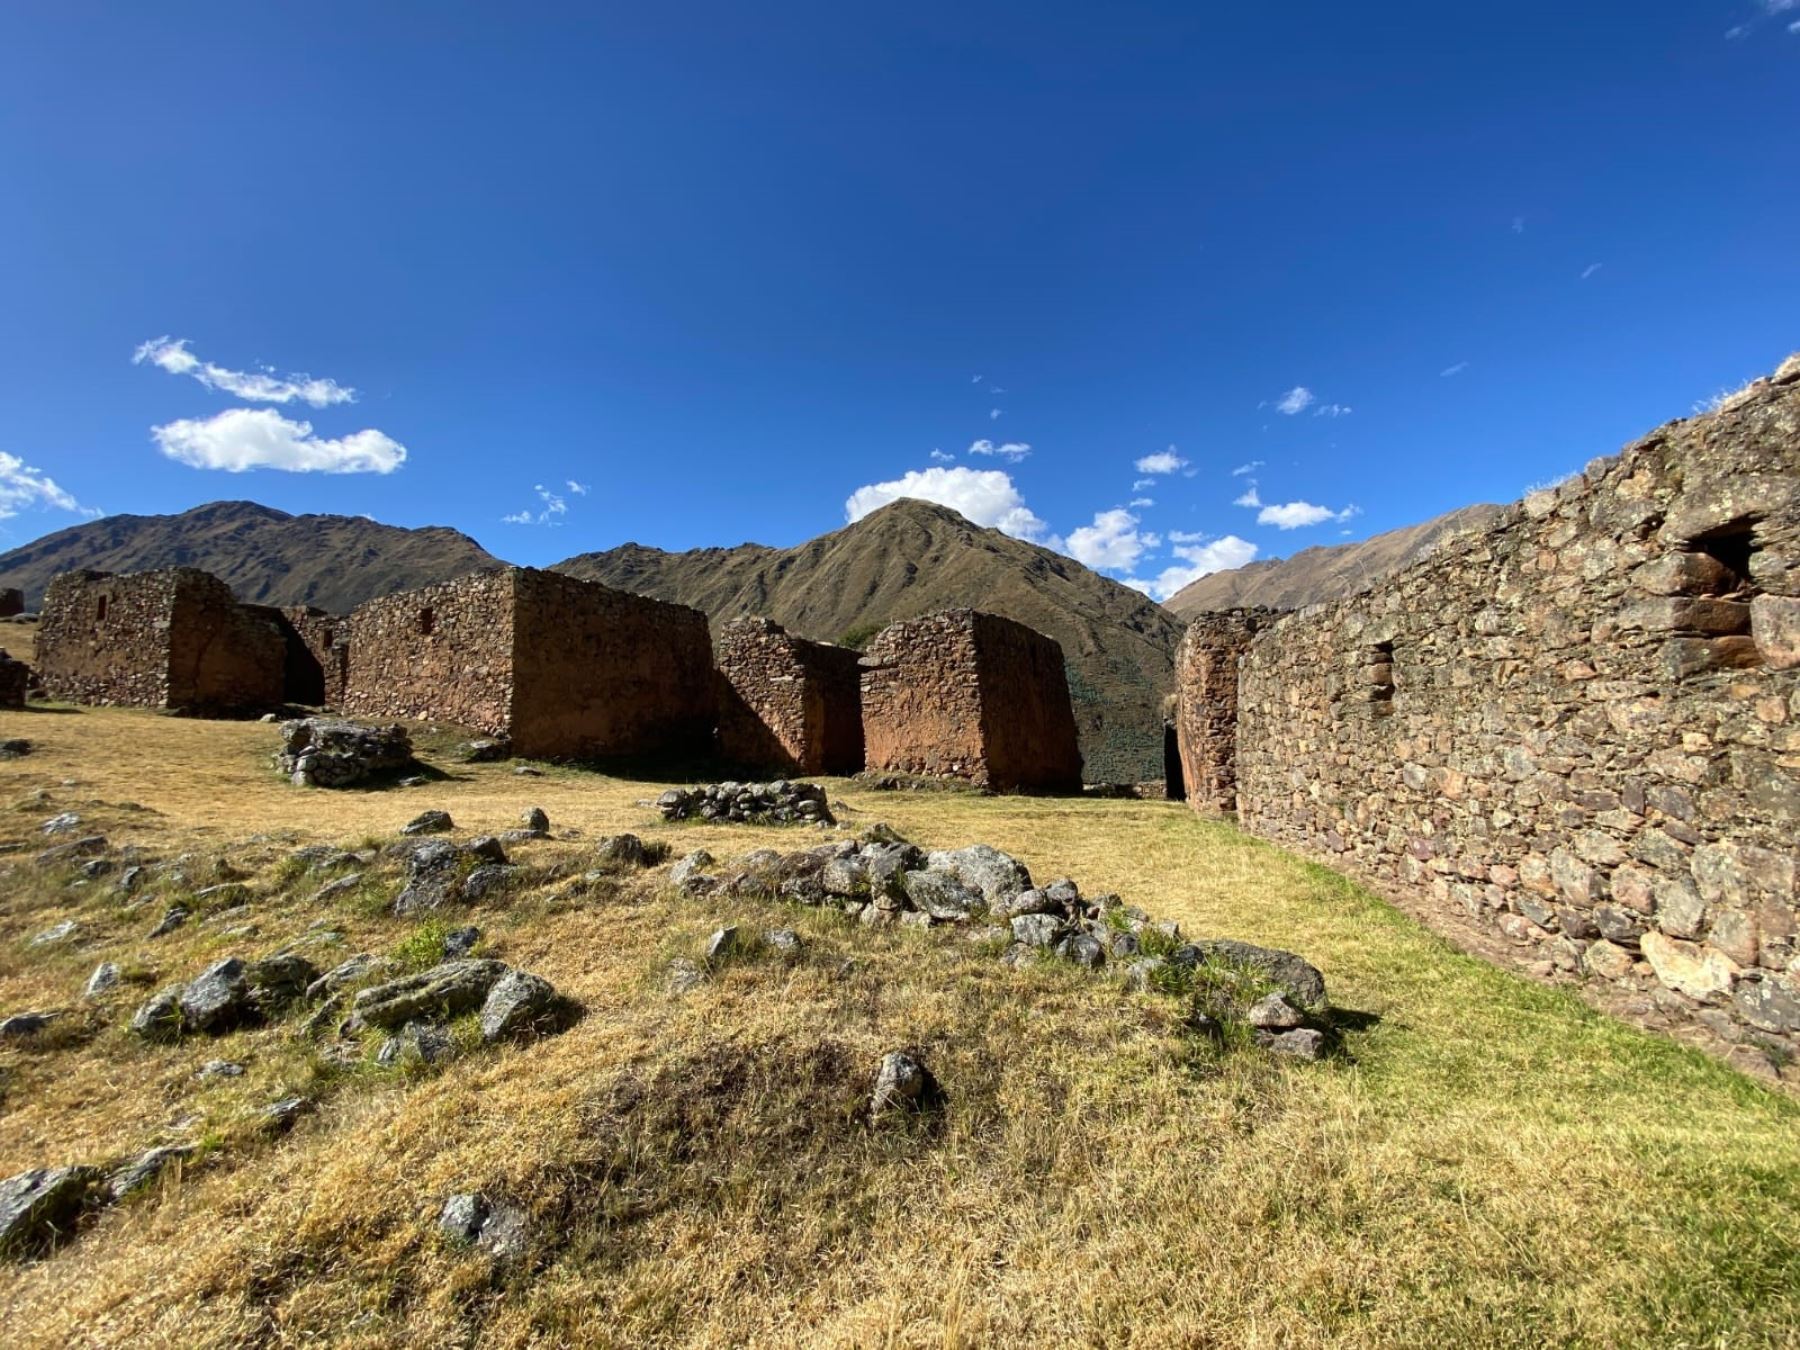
[38,568,285,714]
[508,568,715,760]
[1233,359,1800,1049]
[1173,608,1283,813]
[970,611,1083,792]
[716,616,864,775]
[861,609,1081,792]
[343,570,517,737]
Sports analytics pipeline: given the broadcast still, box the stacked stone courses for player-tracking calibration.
[859,609,1082,793]
[36,568,285,715]
[715,617,864,775]
[1172,608,1283,813]
[1207,355,1800,1048]
[342,567,715,761]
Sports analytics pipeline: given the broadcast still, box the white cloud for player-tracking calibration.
[1230,460,1262,476]
[1441,361,1469,377]
[967,438,1031,463]
[132,337,355,408]
[1580,262,1603,280]
[1275,386,1315,415]
[971,374,983,384]
[1134,448,1188,475]
[929,448,955,464]
[150,408,406,474]
[989,408,1003,420]
[1257,499,1358,529]
[1233,486,1262,508]
[845,466,1049,541]
[504,484,568,526]
[0,452,99,521]
[1313,403,1353,418]
[1064,508,1161,572]
[567,479,590,495]
[1129,496,1154,508]
[1123,535,1258,601]
[1132,478,1155,491]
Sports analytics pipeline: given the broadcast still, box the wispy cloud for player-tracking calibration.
[1233,485,1262,509]
[989,408,1003,420]
[1230,461,1262,477]
[567,479,590,495]
[503,484,569,526]
[1580,262,1603,280]
[1128,496,1154,508]
[967,438,1031,463]
[1134,448,1188,475]
[1726,0,1799,37]
[1313,402,1352,418]
[0,452,100,521]
[1512,216,1525,234]
[1441,361,1469,377]
[845,466,1049,541]
[929,448,955,464]
[1275,386,1315,415]
[1132,478,1156,492]
[151,408,406,474]
[132,337,356,408]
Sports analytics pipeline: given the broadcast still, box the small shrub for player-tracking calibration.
[392,920,451,973]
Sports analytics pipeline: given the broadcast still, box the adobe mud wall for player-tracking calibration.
[343,568,714,760]
[37,568,285,715]
[861,609,1082,792]
[1231,358,1800,1052]
[716,616,864,775]
[1172,609,1282,813]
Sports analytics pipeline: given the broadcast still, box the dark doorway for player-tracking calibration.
[1164,720,1186,801]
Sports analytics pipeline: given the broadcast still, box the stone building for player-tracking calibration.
[0,651,29,709]
[246,605,351,708]
[715,616,864,774]
[860,609,1082,792]
[342,567,715,760]
[36,568,286,715]
[0,588,23,619]
[1189,354,1800,1050]
[1170,608,1282,812]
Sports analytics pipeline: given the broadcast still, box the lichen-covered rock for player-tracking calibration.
[925,844,1032,907]
[901,870,979,922]
[1010,913,1066,948]
[0,1166,103,1258]
[377,1021,457,1067]
[402,811,455,837]
[305,953,392,1002]
[670,850,716,894]
[83,963,121,1000]
[178,958,252,1034]
[595,834,649,869]
[1248,993,1303,1030]
[108,1147,192,1202]
[347,960,509,1031]
[1192,940,1328,1011]
[479,970,558,1042]
[130,989,184,1041]
[869,1050,938,1118]
[277,718,414,788]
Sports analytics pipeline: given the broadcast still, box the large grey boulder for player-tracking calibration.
[393,839,510,916]
[0,1166,103,1258]
[901,871,979,922]
[1193,940,1328,1011]
[377,1021,457,1068]
[178,958,252,1034]
[347,959,509,1031]
[479,970,558,1042]
[925,845,1032,907]
[277,719,414,788]
[130,989,184,1041]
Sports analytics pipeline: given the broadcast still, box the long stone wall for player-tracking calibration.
[1172,608,1282,813]
[1228,358,1800,1051]
[716,616,864,774]
[861,609,1081,792]
[38,568,284,715]
[343,567,714,760]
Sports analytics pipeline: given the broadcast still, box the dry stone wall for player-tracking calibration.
[716,617,864,774]
[1229,358,1800,1050]
[343,567,714,760]
[37,568,285,715]
[861,609,1082,792]
[0,589,23,619]
[1172,609,1282,813]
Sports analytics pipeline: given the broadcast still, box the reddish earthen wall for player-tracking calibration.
[1172,608,1283,813]
[716,616,864,774]
[342,570,519,736]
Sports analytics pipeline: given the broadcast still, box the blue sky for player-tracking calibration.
[1,3,1796,599]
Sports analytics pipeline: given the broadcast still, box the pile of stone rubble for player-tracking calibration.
[656,781,834,826]
[276,718,415,788]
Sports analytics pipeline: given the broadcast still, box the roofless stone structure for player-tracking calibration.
[342,567,715,760]
[859,609,1082,792]
[715,616,863,774]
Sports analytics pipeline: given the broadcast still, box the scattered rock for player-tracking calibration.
[901,870,979,922]
[178,958,251,1034]
[1192,940,1329,1012]
[41,812,82,835]
[924,845,1032,907]
[656,780,834,826]
[147,906,190,939]
[670,849,717,894]
[1261,1027,1326,1061]
[763,928,803,953]
[869,1050,938,1118]
[402,811,455,837]
[0,1166,104,1258]
[0,1012,52,1042]
[1248,993,1304,1030]
[513,765,543,778]
[36,836,107,868]
[0,738,30,759]
[1010,913,1066,948]
[479,970,559,1042]
[346,959,509,1031]
[521,807,549,834]
[196,1059,245,1080]
[595,834,651,869]
[460,738,511,763]
[444,925,481,959]
[666,958,706,994]
[261,1097,312,1133]
[438,1192,528,1261]
[83,963,121,1000]
[377,1021,457,1067]
[305,953,392,1001]
[704,926,740,964]
[277,719,414,788]
[129,989,184,1042]
[27,920,79,949]
[108,1146,193,1201]
[312,872,365,902]
[393,839,509,915]
[461,864,516,904]
[439,1191,490,1244]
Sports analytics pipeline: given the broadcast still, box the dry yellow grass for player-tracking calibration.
[0,706,1797,1347]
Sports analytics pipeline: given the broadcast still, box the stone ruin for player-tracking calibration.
[342,567,715,761]
[36,568,287,716]
[0,588,23,619]
[715,616,863,775]
[859,609,1083,793]
[0,652,28,710]
[249,605,350,708]
[1175,354,1800,1055]
[1170,608,1282,813]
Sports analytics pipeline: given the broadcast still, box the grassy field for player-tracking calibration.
[0,705,1797,1347]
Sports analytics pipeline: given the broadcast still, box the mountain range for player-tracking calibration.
[0,495,1497,781]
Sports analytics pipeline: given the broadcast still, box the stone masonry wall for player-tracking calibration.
[38,568,285,715]
[245,605,352,708]
[1173,608,1283,813]
[861,609,1082,792]
[1231,358,1800,1052]
[716,616,864,775]
[507,568,715,761]
[343,568,715,760]
[342,570,518,737]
